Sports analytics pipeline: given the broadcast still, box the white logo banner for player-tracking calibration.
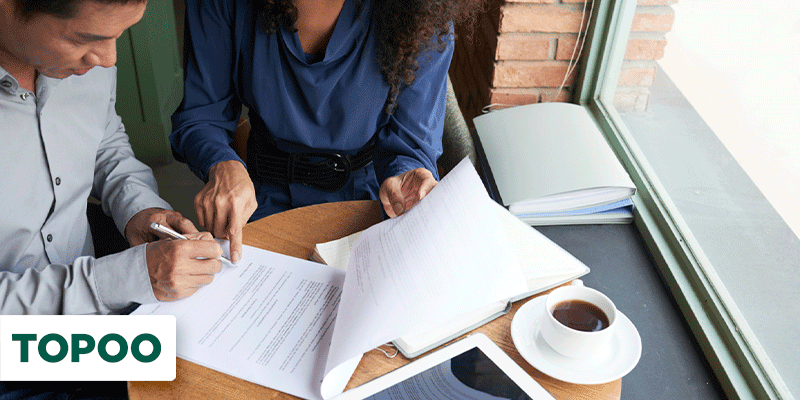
[0,315,175,381]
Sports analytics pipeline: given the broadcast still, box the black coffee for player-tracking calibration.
[551,300,609,332]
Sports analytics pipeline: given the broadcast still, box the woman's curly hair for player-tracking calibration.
[253,0,485,113]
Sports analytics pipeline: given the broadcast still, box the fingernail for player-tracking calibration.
[392,202,404,216]
[232,251,240,263]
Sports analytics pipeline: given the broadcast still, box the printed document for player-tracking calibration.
[134,159,527,399]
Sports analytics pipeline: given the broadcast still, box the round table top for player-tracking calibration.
[128,200,620,400]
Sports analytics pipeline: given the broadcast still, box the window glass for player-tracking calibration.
[612,0,800,396]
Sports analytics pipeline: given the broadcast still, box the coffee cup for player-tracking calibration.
[540,280,617,359]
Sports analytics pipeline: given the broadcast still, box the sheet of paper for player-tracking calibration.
[134,246,348,400]
[315,235,359,271]
[495,202,589,282]
[321,159,528,398]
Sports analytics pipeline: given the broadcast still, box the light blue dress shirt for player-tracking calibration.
[0,65,168,314]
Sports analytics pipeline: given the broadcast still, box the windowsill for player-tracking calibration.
[618,68,800,397]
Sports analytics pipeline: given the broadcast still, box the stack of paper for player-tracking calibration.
[312,201,590,358]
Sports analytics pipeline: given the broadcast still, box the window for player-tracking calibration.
[577,1,799,399]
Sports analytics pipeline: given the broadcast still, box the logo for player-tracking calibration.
[0,315,175,381]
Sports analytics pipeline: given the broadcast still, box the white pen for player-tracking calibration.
[149,222,235,267]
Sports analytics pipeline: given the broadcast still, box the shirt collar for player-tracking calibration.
[0,66,20,94]
[0,64,66,95]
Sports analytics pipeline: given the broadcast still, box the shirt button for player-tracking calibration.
[21,93,30,101]
[55,177,61,186]
[46,234,53,242]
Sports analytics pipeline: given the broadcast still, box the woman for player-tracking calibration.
[170,0,482,262]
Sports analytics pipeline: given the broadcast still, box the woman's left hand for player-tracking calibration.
[379,168,437,217]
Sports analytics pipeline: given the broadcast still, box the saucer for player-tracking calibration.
[510,295,641,385]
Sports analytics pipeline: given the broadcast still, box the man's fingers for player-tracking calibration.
[152,287,172,301]
[152,257,220,284]
[153,287,198,302]
[175,237,223,261]
[184,273,216,288]
[184,231,214,241]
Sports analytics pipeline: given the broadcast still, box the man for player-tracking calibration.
[0,0,224,396]
[0,0,223,314]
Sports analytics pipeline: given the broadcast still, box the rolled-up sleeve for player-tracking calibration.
[373,34,454,183]
[0,245,157,315]
[170,0,243,182]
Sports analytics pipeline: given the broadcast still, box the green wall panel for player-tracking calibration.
[115,0,183,165]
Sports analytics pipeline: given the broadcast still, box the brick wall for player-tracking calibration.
[450,0,678,124]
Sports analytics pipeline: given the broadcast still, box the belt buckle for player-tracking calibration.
[320,153,352,192]
[294,152,352,192]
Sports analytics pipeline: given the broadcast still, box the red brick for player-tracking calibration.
[496,34,551,60]
[562,0,591,3]
[631,11,675,32]
[493,61,577,87]
[537,88,573,103]
[489,88,540,107]
[489,88,573,105]
[617,66,656,86]
[556,35,590,61]
[625,38,667,59]
[500,5,586,33]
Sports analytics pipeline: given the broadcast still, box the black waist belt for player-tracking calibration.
[247,133,374,192]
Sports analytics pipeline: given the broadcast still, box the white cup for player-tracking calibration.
[540,280,617,359]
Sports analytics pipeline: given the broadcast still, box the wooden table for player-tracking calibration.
[128,200,621,400]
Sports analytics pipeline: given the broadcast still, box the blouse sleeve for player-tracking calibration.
[373,34,454,183]
[170,0,243,182]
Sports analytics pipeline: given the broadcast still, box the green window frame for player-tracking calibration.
[571,1,792,399]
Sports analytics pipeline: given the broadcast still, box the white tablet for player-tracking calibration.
[334,333,556,400]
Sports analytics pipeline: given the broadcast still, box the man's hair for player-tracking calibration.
[16,0,146,20]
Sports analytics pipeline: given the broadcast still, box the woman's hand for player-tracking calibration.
[195,160,258,263]
[379,168,437,217]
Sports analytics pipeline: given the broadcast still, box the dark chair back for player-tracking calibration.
[438,76,478,177]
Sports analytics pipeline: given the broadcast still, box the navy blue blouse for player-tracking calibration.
[170,0,453,187]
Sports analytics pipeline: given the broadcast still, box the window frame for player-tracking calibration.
[571,1,792,399]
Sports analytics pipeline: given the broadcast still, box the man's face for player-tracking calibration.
[1,0,147,78]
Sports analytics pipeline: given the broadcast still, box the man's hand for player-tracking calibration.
[379,168,437,218]
[126,208,198,247]
[145,232,223,301]
[195,160,257,263]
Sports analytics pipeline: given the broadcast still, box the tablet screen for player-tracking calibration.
[363,347,534,400]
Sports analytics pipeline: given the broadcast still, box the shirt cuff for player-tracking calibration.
[93,244,158,310]
[110,184,174,235]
